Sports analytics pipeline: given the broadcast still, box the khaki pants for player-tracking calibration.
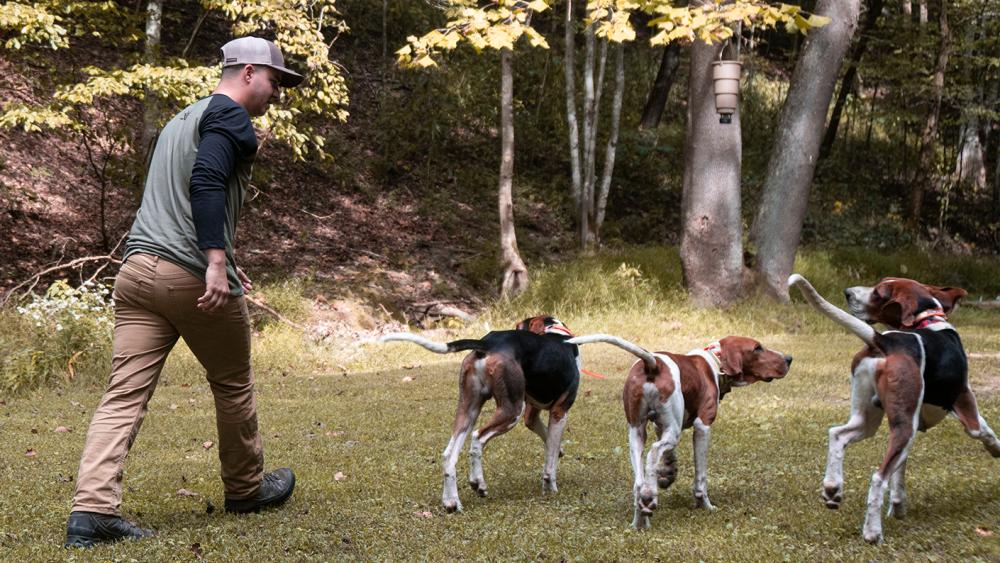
[72,253,263,515]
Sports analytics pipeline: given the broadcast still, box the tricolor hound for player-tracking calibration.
[380,316,580,512]
[567,333,791,530]
[789,274,1000,544]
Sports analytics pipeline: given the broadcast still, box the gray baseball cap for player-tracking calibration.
[220,37,304,88]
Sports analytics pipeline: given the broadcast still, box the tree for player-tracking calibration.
[498,47,529,296]
[680,32,744,306]
[748,0,861,301]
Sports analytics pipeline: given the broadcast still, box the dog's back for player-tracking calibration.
[877,328,968,409]
[470,330,580,407]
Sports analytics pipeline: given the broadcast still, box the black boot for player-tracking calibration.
[224,468,296,514]
[64,511,155,548]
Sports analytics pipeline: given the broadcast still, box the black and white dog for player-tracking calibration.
[380,316,580,512]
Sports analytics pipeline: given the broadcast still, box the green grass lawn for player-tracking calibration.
[2,319,998,560]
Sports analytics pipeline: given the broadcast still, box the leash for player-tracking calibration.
[581,368,606,379]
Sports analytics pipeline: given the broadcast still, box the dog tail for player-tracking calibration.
[788,274,877,348]
[567,334,658,375]
[379,333,487,354]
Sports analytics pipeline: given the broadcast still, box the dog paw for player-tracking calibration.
[632,514,651,531]
[862,529,883,545]
[542,476,558,493]
[655,466,677,490]
[692,495,716,511]
[468,479,488,497]
[442,498,462,513]
[985,442,1000,458]
[887,501,907,520]
[822,483,843,509]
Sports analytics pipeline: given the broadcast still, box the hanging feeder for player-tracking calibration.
[711,60,742,124]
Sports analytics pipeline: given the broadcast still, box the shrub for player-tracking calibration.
[1,280,114,393]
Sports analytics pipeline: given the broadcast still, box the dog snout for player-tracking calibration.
[784,355,793,366]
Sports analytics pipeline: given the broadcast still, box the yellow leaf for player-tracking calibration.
[415,55,437,68]
[528,0,549,13]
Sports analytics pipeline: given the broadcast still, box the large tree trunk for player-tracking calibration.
[748,0,861,301]
[140,0,162,165]
[819,0,883,160]
[498,48,528,297]
[638,42,681,130]
[679,37,743,307]
[909,0,951,227]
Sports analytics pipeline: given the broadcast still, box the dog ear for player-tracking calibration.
[926,285,967,316]
[718,337,745,376]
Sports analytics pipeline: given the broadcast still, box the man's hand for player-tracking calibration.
[198,249,230,312]
[236,266,253,293]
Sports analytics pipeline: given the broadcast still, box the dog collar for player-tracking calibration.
[911,308,947,329]
[545,324,574,337]
[702,342,728,376]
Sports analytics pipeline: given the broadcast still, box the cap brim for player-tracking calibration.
[272,66,304,88]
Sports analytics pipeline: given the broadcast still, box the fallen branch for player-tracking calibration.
[245,294,308,331]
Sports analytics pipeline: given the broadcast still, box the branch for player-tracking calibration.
[245,294,308,331]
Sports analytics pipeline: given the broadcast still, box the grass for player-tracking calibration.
[1,246,999,560]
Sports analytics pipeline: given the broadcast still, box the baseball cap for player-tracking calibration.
[220,37,304,88]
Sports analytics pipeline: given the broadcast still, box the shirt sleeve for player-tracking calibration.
[189,98,258,250]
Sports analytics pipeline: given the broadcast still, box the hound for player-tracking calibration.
[567,333,791,530]
[789,274,1000,544]
[380,316,580,512]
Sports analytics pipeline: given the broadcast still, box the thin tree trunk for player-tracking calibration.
[639,42,681,130]
[819,0,884,160]
[909,0,950,227]
[919,0,928,25]
[749,0,862,301]
[140,0,162,168]
[583,38,608,248]
[564,0,582,215]
[680,33,743,307]
[578,25,595,249]
[498,48,528,297]
[595,41,624,240]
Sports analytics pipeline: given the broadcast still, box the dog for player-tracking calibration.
[567,333,791,529]
[379,316,580,512]
[789,274,1000,544]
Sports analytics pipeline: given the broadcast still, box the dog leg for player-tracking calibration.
[541,412,568,493]
[824,362,883,509]
[468,400,524,497]
[628,423,652,530]
[952,388,1000,457]
[887,459,907,520]
[525,404,564,458]
[863,360,920,544]
[691,418,715,510]
[442,402,483,513]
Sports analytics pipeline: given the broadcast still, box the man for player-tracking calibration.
[64,37,304,549]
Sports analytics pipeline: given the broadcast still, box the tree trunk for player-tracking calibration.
[749,0,861,301]
[564,0,582,215]
[919,0,928,25]
[595,41,624,239]
[498,48,528,297]
[140,0,162,166]
[679,36,743,307]
[819,0,883,160]
[909,0,950,227]
[638,42,681,130]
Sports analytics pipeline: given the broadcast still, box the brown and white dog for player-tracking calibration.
[379,316,580,512]
[789,274,1000,544]
[567,333,792,529]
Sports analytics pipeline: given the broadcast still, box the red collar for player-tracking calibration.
[545,324,574,337]
[703,342,729,375]
[910,308,947,329]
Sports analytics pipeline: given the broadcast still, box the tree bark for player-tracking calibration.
[909,0,951,227]
[749,0,861,301]
[639,42,681,130]
[595,41,624,240]
[679,35,743,307]
[140,0,162,165]
[819,0,884,160]
[564,0,582,214]
[498,48,528,297]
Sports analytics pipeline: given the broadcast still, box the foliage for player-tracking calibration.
[0,1,68,49]
[397,0,830,67]
[0,0,349,160]
[1,280,114,393]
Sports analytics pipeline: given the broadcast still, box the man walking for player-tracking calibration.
[65,37,304,548]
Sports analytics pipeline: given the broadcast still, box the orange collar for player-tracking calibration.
[911,308,946,329]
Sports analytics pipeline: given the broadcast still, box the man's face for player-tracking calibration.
[246,65,281,117]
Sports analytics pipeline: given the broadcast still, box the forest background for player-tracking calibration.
[3,0,999,316]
